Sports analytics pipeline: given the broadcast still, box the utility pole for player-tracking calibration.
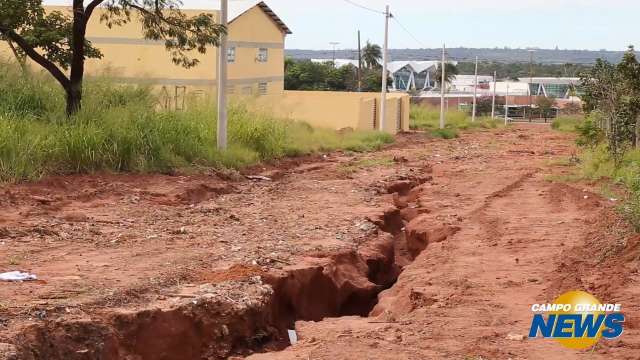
[472,55,478,122]
[491,70,497,119]
[357,30,362,92]
[439,44,446,129]
[504,83,509,126]
[379,5,390,132]
[528,49,535,122]
[216,0,228,150]
[330,42,340,66]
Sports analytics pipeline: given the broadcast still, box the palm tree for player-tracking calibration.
[362,41,382,69]
[434,63,459,89]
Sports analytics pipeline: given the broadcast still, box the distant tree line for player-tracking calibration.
[285,59,389,92]
[285,42,389,92]
[456,61,592,80]
[287,48,635,66]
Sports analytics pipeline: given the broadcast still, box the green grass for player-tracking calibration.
[410,105,500,139]
[551,115,584,132]
[430,128,459,139]
[578,145,640,231]
[0,61,394,182]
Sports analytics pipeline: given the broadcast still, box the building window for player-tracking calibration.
[257,48,268,63]
[258,82,268,95]
[227,47,236,63]
[242,86,253,95]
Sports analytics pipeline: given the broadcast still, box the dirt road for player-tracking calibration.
[1,124,639,359]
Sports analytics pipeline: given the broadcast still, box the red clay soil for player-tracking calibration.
[1,125,639,359]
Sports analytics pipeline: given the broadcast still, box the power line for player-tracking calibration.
[392,15,427,49]
[341,0,385,15]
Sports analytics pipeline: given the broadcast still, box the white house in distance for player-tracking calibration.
[450,74,494,93]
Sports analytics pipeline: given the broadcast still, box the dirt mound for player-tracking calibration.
[405,215,461,259]
[176,184,234,205]
[14,279,275,360]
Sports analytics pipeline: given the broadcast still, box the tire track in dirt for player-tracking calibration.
[3,125,639,359]
[248,126,638,360]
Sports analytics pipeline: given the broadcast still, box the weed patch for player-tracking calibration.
[410,105,500,138]
[0,61,394,182]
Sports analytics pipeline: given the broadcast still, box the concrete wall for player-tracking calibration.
[256,91,410,134]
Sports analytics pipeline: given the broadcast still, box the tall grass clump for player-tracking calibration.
[551,115,584,132]
[410,105,499,138]
[579,145,640,230]
[0,61,394,182]
[0,62,64,117]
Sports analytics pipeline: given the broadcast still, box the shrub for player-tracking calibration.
[550,115,583,132]
[575,113,604,148]
[430,128,459,139]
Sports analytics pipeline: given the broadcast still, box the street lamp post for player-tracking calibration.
[528,49,536,122]
[330,42,340,66]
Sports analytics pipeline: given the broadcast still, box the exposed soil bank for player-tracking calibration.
[5,171,448,360]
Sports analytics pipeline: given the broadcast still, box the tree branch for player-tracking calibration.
[121,1,203,36]
[85,0,105,19]
[0,27,70,88]
[5,40,26,70]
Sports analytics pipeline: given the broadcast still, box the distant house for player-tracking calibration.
[450,75,494,93]
[311,59,360,68]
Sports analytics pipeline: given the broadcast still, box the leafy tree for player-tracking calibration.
[575,112,604,148]
[1,39,26,70]
[617,46,640,148]
[0,0,225,115]
[361,68,391,92]
[434,63,458,89]
[580,47,640,163]
[362,41,381,69]
[474,95,503,116]
[284,58,388,92]
[535,96,556,121]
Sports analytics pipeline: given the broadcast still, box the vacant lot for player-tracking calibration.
[1,124,639,359]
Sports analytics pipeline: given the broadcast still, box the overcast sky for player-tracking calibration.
[44,0,639,51]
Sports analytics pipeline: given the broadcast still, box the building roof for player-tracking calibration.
[451,75,494,87]
[45,1,292,35]
[488,82,530,96]
[517,77,580,85]
[228,1,292,34]
[387,60,454,74]
[311,59,360,67]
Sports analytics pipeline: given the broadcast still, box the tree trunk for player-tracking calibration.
[66,0,88,116]
[636,114,640,149]
[65,84,82,115]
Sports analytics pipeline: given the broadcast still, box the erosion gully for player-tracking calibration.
[6,125,639,360]
[6,161,442,360]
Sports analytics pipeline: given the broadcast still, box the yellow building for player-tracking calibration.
[0,1,291,108]
[0,1,410,133]
[86,1,290,107]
